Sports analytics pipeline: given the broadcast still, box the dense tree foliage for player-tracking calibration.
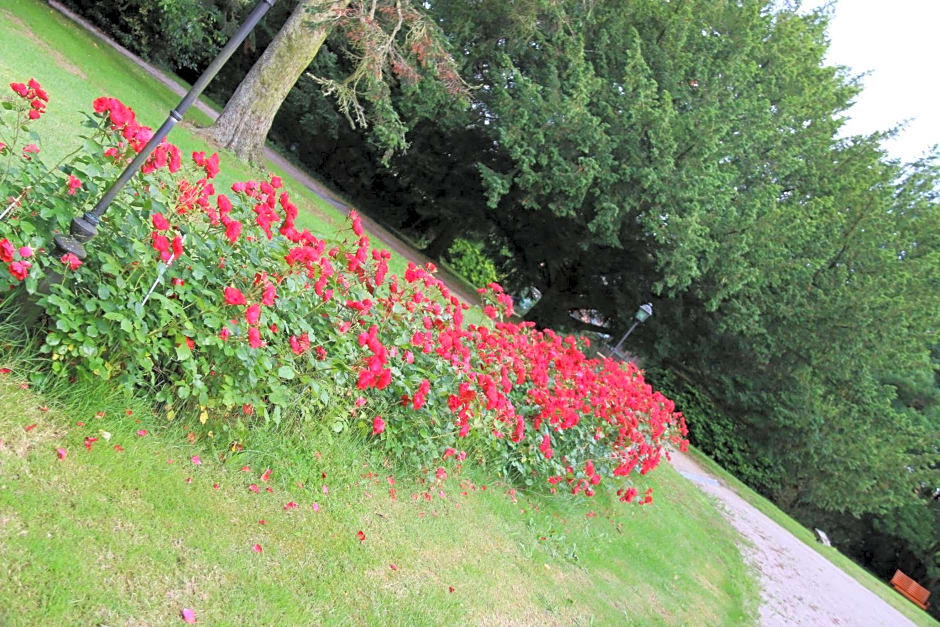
[58,0,940,612]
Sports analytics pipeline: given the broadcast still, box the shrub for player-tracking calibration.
[445,237,501,289]
[0,78,688,501]
[59,0,226,72]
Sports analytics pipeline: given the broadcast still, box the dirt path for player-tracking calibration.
[669,451,913,626]
[48,0,480,308]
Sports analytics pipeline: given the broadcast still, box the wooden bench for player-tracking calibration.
[890,570,930,610]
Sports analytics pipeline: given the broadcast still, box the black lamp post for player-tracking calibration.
[54,0,277,260]
[611,302,653,356]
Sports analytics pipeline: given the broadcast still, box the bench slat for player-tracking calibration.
[890,570,930,610]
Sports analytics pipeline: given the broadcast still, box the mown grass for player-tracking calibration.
[687,447,938,627]
[0,350,758,624]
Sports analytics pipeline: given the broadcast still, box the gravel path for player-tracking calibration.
[670,451,913,626]
[47,0,480,308]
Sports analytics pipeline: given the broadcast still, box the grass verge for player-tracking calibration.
[0,359,758,624]
[687,446,938,627]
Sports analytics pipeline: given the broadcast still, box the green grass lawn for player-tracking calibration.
[0,360,758,624]
[687,447,938,627]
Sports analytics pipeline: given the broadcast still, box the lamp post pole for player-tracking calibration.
[54,0,278,260]
[611,302,653,357]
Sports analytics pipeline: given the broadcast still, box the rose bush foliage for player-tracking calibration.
[0,79,687,500]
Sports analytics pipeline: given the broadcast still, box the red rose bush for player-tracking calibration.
[0,79,687,500]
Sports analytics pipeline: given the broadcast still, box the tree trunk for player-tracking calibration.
[205,0,351,165]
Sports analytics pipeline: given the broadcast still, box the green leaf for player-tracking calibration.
[175,341,192,361]
[277,365,295,380]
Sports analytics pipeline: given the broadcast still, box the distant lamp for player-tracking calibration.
[611,302,653,356]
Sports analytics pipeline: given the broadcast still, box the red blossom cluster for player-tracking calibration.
[92,96,181,174]
[9,78,48,120]
[150,212,183,264]
[0,238,32,282]
[20,92,689,504]
[66,173,82,196]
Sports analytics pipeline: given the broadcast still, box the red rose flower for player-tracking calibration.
[223,286,246,305]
